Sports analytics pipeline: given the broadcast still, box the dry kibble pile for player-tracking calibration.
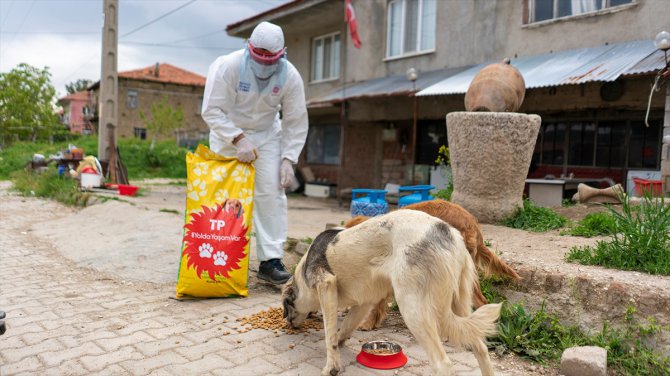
[236,307,323,335]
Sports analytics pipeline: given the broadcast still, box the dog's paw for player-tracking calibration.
[357,322,376,331]
[321,366,340,376]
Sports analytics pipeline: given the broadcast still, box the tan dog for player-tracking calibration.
[282,210,501,376]
[344,199,520,330]
[222,198,244,219]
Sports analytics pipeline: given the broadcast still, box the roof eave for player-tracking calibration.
[226,0,328,37]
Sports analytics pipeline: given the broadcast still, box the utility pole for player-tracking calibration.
[98,0,118,169]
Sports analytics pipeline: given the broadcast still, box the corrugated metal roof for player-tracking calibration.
[307,66,470,106]
[417,39,661,96]
[626,49,668,75]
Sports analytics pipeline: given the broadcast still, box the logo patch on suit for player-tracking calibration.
[238,82,251,92]
[271,86,281,95]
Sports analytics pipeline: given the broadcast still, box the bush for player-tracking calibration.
[500,199,567,232]
[566,194,670,275]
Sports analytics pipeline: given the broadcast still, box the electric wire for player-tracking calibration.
[0,0,36,63]
[0,0,15,31]
[120,0,197,39]
[121,41,238,51]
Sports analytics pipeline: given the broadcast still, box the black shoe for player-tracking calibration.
[258,259,291,285]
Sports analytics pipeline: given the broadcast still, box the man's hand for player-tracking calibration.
[280,159,294,188]
[234,136,257,163]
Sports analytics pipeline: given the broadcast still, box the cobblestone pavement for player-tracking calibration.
[0,184,530,376]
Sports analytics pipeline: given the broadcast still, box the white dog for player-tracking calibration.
[282,210,502,376]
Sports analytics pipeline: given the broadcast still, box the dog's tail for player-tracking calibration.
[476,242,521,281]
[444,303,502,348]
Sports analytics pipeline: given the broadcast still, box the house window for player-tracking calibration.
[127,90,138,109]
[311,33,340,82]
[307,124,340,165]
[387,0,436,58]
[533,117,661,169]
[529,0,633,23]
[134,127,147,140]
[567,122,595,166]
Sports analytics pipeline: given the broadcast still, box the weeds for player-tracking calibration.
[500,199,567,232]
[433,182,453,201]
[11,169,90,207]
[566,194,670,275]
[487,298,670,374]
[561,211,617,237]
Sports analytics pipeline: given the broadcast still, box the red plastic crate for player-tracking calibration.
[633,178,662,197]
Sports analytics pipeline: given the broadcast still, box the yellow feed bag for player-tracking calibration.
[176,145,255,299]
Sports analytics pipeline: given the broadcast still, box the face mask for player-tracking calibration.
[250,60,278,80]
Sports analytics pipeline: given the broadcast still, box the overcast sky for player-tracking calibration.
[0,0,291,98]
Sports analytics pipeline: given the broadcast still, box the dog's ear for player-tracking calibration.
[281,278,296,319]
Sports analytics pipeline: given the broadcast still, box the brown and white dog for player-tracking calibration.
[282,210,501,376]
[345,199,520,330]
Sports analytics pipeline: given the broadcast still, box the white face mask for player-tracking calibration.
[250,60,278,80]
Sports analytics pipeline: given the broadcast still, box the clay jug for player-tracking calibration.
[464,59,526,112]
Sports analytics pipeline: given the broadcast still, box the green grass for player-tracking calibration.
[500,199,567,232]
[561,211,617,237]
[0,136,194,180]
[1,137,199,206]
[0,136,97,179]
[566,194,670,275]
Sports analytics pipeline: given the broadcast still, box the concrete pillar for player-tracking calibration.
[98,0,118,162]
[447,112,541,223]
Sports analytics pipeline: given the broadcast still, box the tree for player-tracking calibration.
[139,95,184,150]
[0,63,63,147]
[65,79,92,94]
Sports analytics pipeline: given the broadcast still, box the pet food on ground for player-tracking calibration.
[237,307,322,334]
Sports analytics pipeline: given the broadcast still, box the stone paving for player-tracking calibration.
[0,184,522,376]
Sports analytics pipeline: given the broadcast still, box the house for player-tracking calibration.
[57,90,94,135]
[89,63,208,147]
[226,0,669,195]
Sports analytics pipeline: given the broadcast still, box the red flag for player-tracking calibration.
[345,0,361,48]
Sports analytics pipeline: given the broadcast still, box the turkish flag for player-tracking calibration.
[345,0,361,48]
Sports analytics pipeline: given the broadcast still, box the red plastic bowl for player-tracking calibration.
[118,184,139,196]
[356,340,408,370]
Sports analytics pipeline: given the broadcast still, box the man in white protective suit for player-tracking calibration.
[201,21,308,285]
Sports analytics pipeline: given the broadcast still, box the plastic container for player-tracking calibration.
[633,178,662,197]
[350,189,388,217]
[398,185,435,208]
[80,173,102,189]
[356,341,407,370]
[118,184,139,196]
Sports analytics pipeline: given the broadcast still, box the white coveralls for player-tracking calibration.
[201,48,308,262]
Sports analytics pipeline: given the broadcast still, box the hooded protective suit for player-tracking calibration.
[201,22,308,262]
